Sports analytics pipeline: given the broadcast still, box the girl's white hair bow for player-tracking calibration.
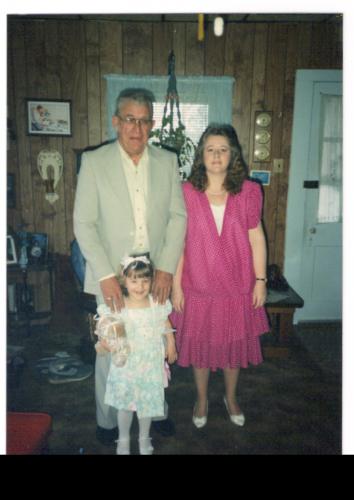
[121,255,151,272]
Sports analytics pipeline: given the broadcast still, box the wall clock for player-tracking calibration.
[256,112,272,128]
[254,146,271,161]
[255,130,271,144]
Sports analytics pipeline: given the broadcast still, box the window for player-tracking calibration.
[151,102,209,147]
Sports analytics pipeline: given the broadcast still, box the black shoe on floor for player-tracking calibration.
[96,426,118,445]
[151,418,175,437]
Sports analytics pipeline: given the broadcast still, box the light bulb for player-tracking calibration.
[214,16,224,37]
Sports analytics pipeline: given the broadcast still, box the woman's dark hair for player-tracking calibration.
[120,258,154,296]
[188,123,248,194]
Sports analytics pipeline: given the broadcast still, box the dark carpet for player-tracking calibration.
[7,258,342,455]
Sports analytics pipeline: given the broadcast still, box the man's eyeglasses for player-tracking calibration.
[118,115,153,128]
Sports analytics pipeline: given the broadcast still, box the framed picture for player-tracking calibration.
[7,173,16,208]
[7,235,17,264]
[28,232,48,263]
[250,169,271,186]
[26,98,72,136]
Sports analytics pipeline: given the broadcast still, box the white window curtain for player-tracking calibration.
[104,74,235,142]
[317,94,342,223]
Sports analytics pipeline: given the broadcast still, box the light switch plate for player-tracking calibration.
[273,158,284,173]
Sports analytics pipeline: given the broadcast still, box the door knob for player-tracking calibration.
[309,227,317,234]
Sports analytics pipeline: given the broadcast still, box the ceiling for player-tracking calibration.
[9,13,343,24]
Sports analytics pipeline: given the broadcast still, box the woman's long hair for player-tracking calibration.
[188,124,248,194]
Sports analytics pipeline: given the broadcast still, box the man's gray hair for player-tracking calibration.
[115,88,155,118]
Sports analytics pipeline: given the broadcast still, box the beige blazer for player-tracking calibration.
[73,141,186,296]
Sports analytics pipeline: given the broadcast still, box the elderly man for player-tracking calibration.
[74,88,186,445]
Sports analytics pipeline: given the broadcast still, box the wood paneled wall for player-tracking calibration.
[7,17,342,267]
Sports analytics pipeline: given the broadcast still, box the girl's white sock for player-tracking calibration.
[138,417,153,455]
[117,409,134,455]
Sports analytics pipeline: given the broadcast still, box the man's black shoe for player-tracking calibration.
[151,418,175,437]
[96,425,118,445]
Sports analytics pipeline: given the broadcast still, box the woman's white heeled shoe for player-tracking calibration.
[192,401,208,428]
[223,397,245,427]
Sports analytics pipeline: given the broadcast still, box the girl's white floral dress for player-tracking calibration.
[104,295,172,419]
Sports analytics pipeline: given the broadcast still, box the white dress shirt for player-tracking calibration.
[99,143,150,282]
[119,143,150,254]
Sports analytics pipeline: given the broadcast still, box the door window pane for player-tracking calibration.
[317,94,342,223]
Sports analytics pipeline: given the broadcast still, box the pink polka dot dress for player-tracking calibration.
[170,180,269,371]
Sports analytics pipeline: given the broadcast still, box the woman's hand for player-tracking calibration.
[252,281,267,308]
[172,287,184,313]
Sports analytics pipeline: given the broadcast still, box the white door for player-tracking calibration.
[284,70,342,322]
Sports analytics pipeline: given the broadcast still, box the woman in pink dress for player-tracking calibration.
[170,124,269,428]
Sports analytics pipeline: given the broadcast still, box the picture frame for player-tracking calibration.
[250,169,271,186]
[26,98,72,136]
[28,232,48,264]
[7,173,16,208]
[7,235,18,264]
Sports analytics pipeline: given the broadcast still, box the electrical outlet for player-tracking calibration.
[273,158,284,173]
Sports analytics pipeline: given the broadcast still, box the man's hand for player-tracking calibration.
[100,276,124,311]
[152,269,173,304]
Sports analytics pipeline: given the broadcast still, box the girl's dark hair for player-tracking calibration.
[188,123,248,194]
[121,258,154,296]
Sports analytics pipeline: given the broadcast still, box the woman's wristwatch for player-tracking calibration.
[256,277,267,283]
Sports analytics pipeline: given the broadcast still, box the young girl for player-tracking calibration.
[170,123,269,429]
[95,255,177,455]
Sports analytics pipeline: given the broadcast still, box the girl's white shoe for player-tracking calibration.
[223,396,245,427]
[116,439,130,455]
[139,437,154,455]
[192,401,208,428]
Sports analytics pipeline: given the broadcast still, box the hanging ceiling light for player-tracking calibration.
[213,16,224,37]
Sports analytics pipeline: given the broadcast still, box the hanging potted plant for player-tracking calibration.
[150,51,196,181]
